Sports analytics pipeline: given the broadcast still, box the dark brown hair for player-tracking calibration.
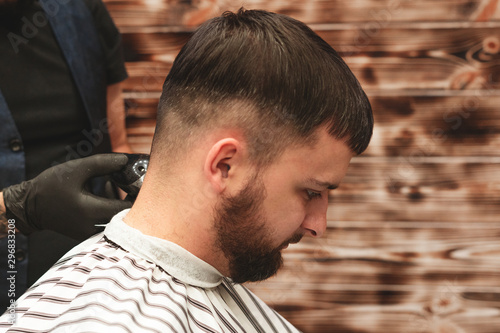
[152,8,373,165]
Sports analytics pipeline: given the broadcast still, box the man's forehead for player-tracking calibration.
[269,130,353,178]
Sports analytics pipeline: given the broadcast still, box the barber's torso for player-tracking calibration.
[0,0,110,186]
[0,0,122,310]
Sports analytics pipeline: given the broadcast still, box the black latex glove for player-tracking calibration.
[3,154,133,241]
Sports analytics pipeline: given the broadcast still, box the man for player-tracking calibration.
[0,8,373,332]
[0,0,131,308]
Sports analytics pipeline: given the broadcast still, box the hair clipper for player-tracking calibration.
[111,154,149,199]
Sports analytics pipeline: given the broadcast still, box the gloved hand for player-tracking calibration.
[3,154,133,241]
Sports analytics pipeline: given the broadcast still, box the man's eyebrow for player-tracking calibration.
[306,178,339,190]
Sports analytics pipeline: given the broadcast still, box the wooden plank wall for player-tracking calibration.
[104,1,500,332]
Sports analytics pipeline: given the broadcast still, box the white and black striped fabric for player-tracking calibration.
[0,210,301,333]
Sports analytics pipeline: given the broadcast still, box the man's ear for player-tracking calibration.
[204,138,241,193]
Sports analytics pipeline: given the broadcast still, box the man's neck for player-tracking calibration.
[123,182,231,276]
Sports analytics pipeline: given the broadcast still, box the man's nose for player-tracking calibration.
[301,194,328,238]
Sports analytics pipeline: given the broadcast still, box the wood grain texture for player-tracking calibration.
[368,94,500,157]
[119,25,500,93]
[248,221,500,332]
[332,161,500,223]
[106,0,500,331]
[105,0,500,29]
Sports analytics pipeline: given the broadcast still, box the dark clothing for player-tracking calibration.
[0,0,127,180]
[0,0,127,312]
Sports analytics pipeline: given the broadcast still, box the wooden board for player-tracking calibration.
[332,161,500,223]
[119,25,500,93]
[247,221,500,332]
[368,95,500,157]
[104,0,500,29]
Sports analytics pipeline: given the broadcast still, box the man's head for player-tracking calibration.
[136,8,373,283]
[212,127,354,283]
[151,8,372,168]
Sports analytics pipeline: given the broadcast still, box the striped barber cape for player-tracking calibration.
[0,210,301,333]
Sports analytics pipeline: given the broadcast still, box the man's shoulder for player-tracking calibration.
[0,235,190,332]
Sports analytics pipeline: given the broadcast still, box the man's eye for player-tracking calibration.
[306,190,322,200]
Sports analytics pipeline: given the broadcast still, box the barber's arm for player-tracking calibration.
[107,82,133,154]
[0,154,133,241]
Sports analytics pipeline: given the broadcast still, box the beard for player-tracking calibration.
[213,173,303,284]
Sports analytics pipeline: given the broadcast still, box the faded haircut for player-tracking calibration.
[151,8,373,166]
